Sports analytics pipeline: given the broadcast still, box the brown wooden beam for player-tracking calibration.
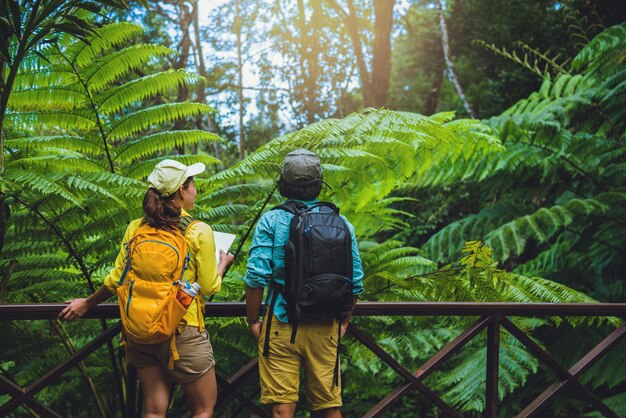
[0,322,121,416]
[2,302,626,320]
[215,373,271,417]
[0,374,63,417]
[362,317,493,417]
[216,357,259,408]
[502,317,618,417]
[348,316,486,418]
[485,317,500,418]
[516,323,626,417]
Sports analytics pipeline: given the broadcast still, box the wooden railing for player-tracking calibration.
[1,302,625,417]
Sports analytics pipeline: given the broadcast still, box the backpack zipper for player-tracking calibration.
[126,280,135,318]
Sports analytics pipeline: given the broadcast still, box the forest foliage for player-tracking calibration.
[0,0,625,416]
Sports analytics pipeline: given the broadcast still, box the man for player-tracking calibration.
[244,149,364,418]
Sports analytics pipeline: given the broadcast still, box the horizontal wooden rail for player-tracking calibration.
[2,302,626,417]
[2,302,626,320]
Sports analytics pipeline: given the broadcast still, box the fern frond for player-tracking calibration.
[12,69,79,90]
[572,22,626,71]
[473,40,570,78]
[96,70,203,115]
[485,197,609,261]
[114,130,220,163]
[3,169,82,204]
[69,22,145,68]
[123,155,221,179]
[106,103,214,141]
[8,86,86,111]
[5,110,96,132]
[82,44,175,93]
[11,150,108,173]
[5,135,103,155]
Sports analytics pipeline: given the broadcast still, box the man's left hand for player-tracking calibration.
[250,321,262,341]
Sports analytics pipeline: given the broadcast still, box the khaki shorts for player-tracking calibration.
[125,326,215,384]
[258,315,342,410]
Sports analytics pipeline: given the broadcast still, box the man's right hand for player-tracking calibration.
[249,321,262,341]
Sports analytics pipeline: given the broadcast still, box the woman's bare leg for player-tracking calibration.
[181,367,218,417]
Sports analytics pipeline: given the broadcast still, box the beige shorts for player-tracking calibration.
[125,326,215,384]
[258,315,342,410]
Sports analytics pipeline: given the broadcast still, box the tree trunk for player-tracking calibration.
[328,0,394,108]
[327,0,371,106]
[370,0,394,108]
[235,0,245,160]
[173,0,193,144]
[191,0,221,162]
[435,0,475,118]
[0,259,17,302]
[425,68,444,115]
[0,61,6,257]
[297,0,322,124]
[191,0,203,156]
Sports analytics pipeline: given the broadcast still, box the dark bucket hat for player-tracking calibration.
[281,149,331,187]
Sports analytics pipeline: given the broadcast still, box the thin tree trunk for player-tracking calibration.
[435,0,475,118]
[191,0,204,156]
[327,0,394,108]
[173,0,193,145]
[425,68,444,115]
[297,0,322,124]
[191,0,221,162]
[0,56,7,254]
[370,0,394,107]
[327,0,371,106]
[0,62,5,176]
[0,260,17,302]
[235,0,245,160]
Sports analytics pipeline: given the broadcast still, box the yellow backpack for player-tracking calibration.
[116,216,200,347]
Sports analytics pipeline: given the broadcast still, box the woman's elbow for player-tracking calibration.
[202,278,222,296]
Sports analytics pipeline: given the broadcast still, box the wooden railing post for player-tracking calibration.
[485,316,501,418]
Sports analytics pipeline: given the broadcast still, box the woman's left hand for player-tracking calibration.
[58,298,89,320]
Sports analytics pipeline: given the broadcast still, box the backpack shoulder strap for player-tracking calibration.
[270,200,308,214]
[178,215,198,237]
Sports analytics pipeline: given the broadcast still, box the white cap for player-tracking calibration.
[147,159,206,197]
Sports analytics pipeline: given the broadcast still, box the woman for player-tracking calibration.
[59,159,234,418]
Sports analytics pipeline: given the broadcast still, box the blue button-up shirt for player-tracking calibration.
[244,199,364,323]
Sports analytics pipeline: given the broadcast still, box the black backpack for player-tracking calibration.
[262,201,354,385]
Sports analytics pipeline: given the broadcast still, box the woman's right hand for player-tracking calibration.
[58,298,89,321]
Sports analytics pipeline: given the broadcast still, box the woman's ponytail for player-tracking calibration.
[143,187,181,230]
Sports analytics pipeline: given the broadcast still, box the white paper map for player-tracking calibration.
[213,232,236,264]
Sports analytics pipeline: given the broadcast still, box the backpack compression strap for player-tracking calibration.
[262,284,282,357]
[178,216,206,330]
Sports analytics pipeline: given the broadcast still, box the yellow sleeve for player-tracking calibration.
[187,221,222,296]
[103,219,143,294]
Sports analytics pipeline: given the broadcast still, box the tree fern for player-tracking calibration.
[1,18,221,416]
